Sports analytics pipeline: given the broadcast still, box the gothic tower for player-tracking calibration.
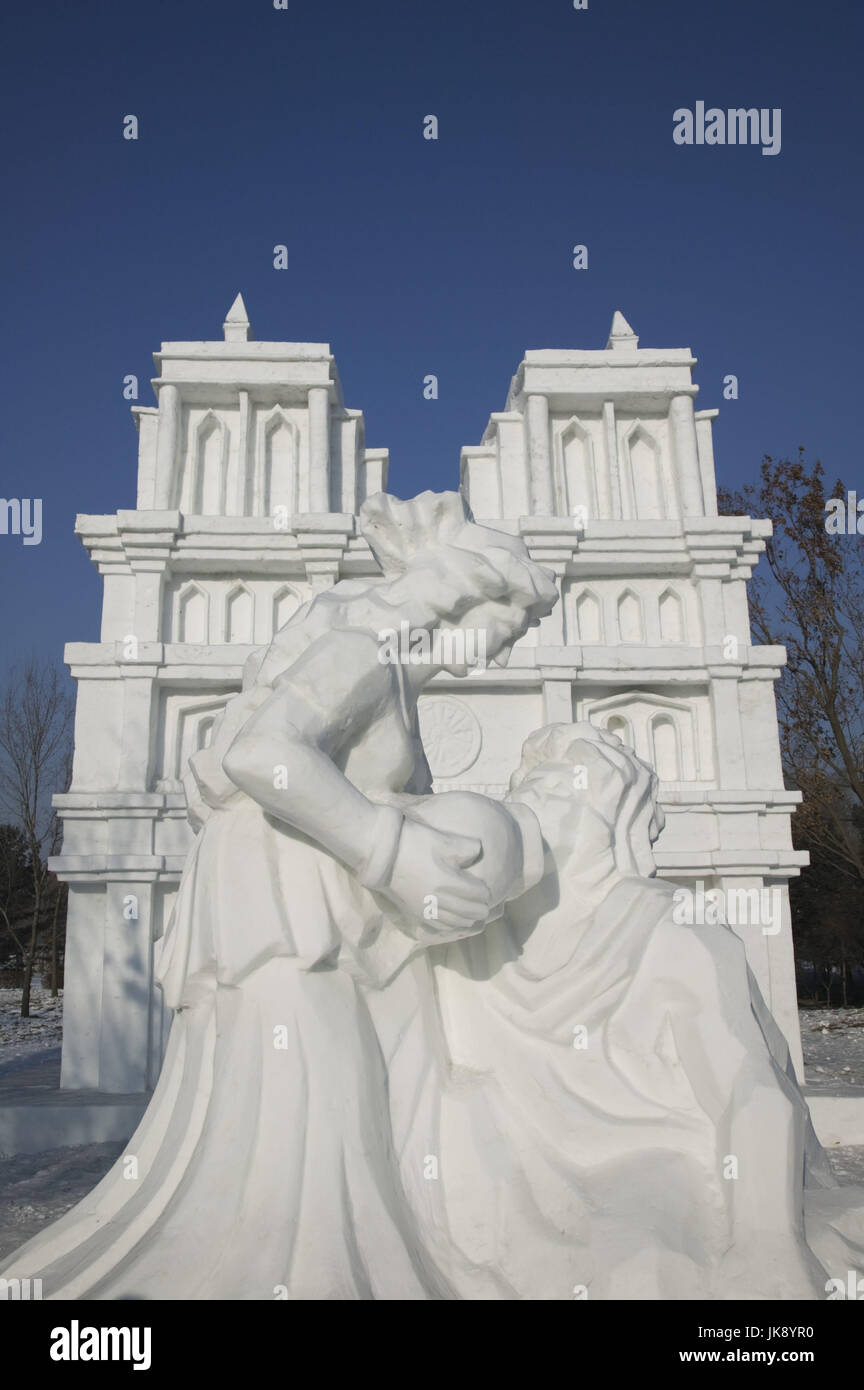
[52,302,805,1100]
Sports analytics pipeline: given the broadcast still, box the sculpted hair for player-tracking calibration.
[247,489,558,689]
[360,489,559,619]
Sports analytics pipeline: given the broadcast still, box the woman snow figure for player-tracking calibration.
[0,490,557,1301]
[411,723,864,1301]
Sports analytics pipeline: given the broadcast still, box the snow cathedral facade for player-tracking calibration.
[53,299,806,1096]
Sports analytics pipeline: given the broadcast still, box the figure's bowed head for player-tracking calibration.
[359,490,559,674]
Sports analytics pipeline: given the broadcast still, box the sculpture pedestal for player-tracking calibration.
[0,1051,146,1157]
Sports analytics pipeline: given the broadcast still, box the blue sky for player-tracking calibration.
[0,0,860,678]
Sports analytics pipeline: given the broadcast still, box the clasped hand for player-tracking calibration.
[380,819,489,932]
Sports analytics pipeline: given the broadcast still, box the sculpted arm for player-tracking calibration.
[222,630,488,929]
[223,631,393,874]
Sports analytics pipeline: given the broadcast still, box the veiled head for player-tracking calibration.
[507,722,664,879]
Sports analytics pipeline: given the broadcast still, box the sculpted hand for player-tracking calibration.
[381,819,489,932]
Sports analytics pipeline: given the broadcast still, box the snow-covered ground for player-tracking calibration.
[0,1141,122,1262]
[0,985,63,1071]
[799,1005,864,1089]
[0,992,862,1267]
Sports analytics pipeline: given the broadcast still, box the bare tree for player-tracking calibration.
[48,873,68,997]
[720,452,864,996]
[720,451,864,884]
[0,822,31,966]
[0,659,73,1016]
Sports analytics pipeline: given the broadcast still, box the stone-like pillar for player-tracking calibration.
[59,885,106,1090]
[98,880,153,1093]
[236,389,251,515]
[69,678,123,791]
[723,577,751,639]
[131,567,165,643]
[603,401,621,518]
[697,575,726,647]
[134,410,159,509]
[542,679,573,724]
[669,394,705,518]
[694,410,719,517]
[526,394,554,515]
[304,562,340,591]
[118,676,157,790]
[154,384,181,509]
[100,565,135,641]
[740,677,787,788]
[710,676,747,788]
[537,572,565,645]
[308,386,331,512]
[62,872,158,1093]
[341,418,358,514]
[362,448,388,498]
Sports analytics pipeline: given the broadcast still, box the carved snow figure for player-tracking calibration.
[0,492,556,1300]
[400,723,864,1299]
[3,494,862,1301]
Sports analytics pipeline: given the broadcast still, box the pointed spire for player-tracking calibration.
[606,311,639,351]
[223,293,251,343]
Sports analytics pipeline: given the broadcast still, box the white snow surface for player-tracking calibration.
[0,992,862,1266]
[0,986,63,1070]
